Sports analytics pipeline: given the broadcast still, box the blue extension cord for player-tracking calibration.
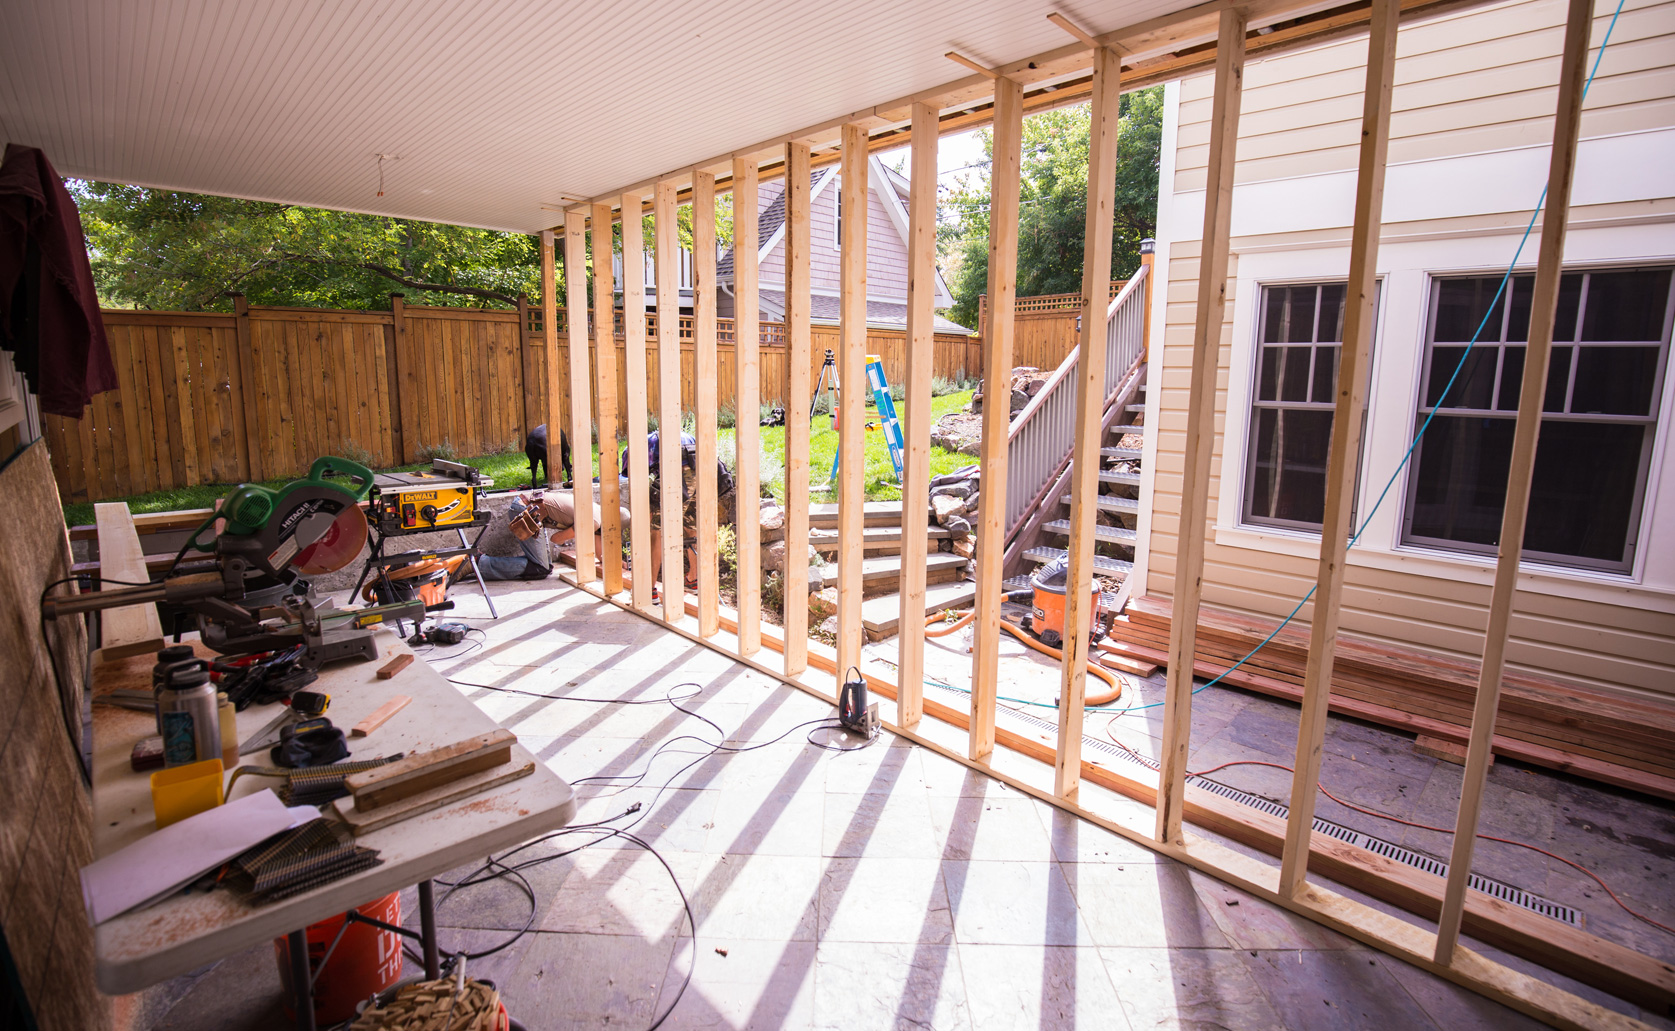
[927,0,1627,718]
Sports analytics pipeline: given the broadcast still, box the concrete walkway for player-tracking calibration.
[147,579,1667,1030]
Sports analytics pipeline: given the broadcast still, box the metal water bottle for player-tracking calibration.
[158,666,220,767]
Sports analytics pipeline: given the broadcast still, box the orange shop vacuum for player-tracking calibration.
[1018,555,1103,648]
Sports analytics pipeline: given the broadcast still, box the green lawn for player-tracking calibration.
[61,390,977,527]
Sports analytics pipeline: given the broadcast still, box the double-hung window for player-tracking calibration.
[1244,282,1373,531]
[1404,267,1672,572]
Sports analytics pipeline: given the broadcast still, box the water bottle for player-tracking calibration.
[158,666,221,767]
[151,645,198,734]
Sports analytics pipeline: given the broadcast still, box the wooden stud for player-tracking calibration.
[1280,0,1399,899]
[654,182,685,623]
[1047,11,1100,48]
[1055,45,1123,800]
[732,159,763,656]
[693,171,721,637]
[540,233,562,487]
[622,192,655,614]
[835,124,869,685]
[944,51,999,79]
[592,203,624,596]
[782,143,813,676]
[1434,0,1594,966]
[969,76,1023,763]
[564,210,596,581]
[1157,6,1245,846]
[895,103,939,730]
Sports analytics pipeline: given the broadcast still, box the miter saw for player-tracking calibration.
[43,456,432,667]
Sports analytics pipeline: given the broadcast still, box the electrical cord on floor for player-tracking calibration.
[1100,731,1675,939]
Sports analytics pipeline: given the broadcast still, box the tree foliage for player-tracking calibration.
[940,85,1162,330]
[72,182,737,313]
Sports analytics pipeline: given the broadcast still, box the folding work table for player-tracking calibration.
[88,633,575,1031]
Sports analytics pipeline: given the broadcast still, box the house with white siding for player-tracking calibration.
[1131,0,1675,704]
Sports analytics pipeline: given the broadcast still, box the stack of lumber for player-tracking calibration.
[1106,595,1675,801]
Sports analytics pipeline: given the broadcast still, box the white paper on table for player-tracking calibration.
[80,789,321,924]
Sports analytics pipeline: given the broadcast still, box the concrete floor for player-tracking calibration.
[145,577,1674,1030]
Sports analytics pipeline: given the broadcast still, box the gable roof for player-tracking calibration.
[718,168,833,280]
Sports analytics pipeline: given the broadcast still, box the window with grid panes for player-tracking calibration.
[1244,282,1374,531]
[1404,267,1672,572]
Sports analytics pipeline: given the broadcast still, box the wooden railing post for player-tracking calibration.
[1138,240,1155,363]
[231,294,263,481]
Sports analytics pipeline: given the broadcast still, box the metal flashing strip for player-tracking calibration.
[926,682,1584,928]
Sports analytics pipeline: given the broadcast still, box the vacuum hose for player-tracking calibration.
[922,609,1123,705]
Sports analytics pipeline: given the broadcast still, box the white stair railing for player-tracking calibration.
[1004,264,1150,534]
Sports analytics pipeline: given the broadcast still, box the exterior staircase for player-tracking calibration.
[1001,251,1153,610]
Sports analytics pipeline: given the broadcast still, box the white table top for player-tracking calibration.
[89,630,574,995]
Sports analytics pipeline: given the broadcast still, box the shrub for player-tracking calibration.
[416,439,459,462]
[336,440,374,468]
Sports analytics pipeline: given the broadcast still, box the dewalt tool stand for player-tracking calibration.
[350,465,499,625]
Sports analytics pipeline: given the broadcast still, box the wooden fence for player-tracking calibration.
[44,299,993,504]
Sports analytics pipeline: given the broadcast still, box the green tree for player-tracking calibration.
[940,85,1162,330]
[73,182,546,311]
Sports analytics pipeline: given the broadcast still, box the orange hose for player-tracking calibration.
[922,609,1123,704]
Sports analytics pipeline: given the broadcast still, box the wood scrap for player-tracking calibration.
[375,654,414,680]
[1415,735,1482,766]
[351,695,411,737]
[349,975,501,1030]
[347,729,515,811]
[334,759,534,834]
[91,502,164,662]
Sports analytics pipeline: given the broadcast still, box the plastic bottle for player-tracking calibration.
[158,666,220,767]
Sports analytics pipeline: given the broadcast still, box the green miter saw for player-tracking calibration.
[44,457,430,666]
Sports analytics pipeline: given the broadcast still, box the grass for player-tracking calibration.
[60,390,978,525]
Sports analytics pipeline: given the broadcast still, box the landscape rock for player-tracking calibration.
[930,413,983,456]
[819,615,839,637]
[941,514,972,536]
[951,537,975,558]
[808,587,839,622]
[932,494,966,521]
[1009,388,1030,413]
[931,466,979,488]
[758,504,786,544]
[930,481,973,501]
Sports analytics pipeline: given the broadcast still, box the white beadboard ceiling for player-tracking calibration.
[0,0,1188,233]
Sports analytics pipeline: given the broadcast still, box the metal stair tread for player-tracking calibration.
[1100,445,1143,461]
[1042,519,1137,545]
[1021,546,1133,575]
[1108,422,1145,435]
[1098,469,1141,486]
[1059,493,1138,514]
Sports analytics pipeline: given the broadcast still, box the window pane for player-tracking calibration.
[1258,347,1281,401]
[1312,344,1339,403]
[1506,275,1534,341]
[1410,415,1512,546]
[1554,273,1584,341]
[1276,346,1310,402]
[1526,422,1645,561]
[1581,270,1673,342]
[1263,289,1287,343]
[1427,345,1497,409]
[1410,418,1642,563]
[1435,278,1507,342]
[1317,284,1346,343]
[1249,408,1334,524]
[1283,287,1317,343]
[1571,346,1661,415]
[1494,345,1569,413]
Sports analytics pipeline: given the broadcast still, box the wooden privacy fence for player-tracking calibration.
[44,298,986,504]
[979,279,1127,372]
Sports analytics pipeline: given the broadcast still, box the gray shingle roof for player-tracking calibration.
[718,170,824,280]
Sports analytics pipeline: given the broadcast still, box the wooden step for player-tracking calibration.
[808,524,952,554]
[1021,546,1133,576]
[853,553,967,595]
[861,580,978,635]
[1042,519,1136,546]
[808,501,931,529]
[1059,493,1138,515]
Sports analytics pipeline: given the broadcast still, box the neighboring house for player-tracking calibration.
[616,155,968,333]
[1134,0,1675,704]
[723,156,967,334]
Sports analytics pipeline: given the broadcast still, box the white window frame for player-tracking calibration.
[1399,264,1674,575]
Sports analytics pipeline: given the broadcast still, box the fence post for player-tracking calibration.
[1139,239,1155,363]
[231,294,262,482]
[389,293,417,464]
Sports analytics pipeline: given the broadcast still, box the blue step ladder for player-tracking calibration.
[829,354,906,483]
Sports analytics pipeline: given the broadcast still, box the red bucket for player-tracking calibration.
[274,892,404,1026]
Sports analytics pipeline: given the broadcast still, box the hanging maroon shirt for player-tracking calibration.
[0,144,117,417]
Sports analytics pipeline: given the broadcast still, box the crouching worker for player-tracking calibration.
[476,491,661,583]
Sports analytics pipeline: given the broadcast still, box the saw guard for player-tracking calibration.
[293,504,369,574]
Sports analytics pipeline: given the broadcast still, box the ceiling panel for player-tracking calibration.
[0,0,1185,232]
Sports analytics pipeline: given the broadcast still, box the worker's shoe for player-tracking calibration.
[517,559,553,581]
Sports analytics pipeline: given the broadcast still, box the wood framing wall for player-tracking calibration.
[540,3,1668,1026]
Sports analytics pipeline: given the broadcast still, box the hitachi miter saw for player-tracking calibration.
[44,457,431,667]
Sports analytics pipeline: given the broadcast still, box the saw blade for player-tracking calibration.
[293,505,369,575]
